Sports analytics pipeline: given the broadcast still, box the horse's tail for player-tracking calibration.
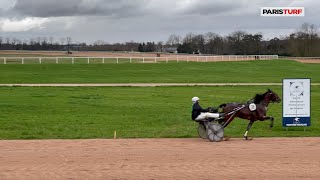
[219,103,227,108]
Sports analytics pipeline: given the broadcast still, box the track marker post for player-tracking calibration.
[282,78,311,131]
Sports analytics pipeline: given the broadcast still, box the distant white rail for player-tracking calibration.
[279,56,320,60]
[0,55,278,64]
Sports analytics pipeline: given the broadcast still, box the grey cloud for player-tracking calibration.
[1,0,319,43]
[9,0,310,18]
[178,0,248,16]
[11,0,149,18]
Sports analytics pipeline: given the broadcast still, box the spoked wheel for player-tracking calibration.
[207,123,224,142]
[197,122,207,139]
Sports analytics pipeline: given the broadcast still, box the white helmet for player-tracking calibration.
[192,97,200,103]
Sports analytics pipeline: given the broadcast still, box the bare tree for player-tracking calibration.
[227,31,247,54]
[287,23,319,56]
[59,37,66,45]
[5,37,10,45]
[267,37,281,54]
[205,32,224,54]
[166,34,182,46]
[41,37,48,45]
[11,38,18,46]
[157,41,164,52]
[301,23,319,56]
[36,37,41,44]
[93,40,106,46]
[178,33,205,54]
[66,37,72,51]
[49,36,54,45]
[241,33,263,54]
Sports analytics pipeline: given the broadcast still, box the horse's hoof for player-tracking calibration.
[244,136,253,140]
[224,137,230,141]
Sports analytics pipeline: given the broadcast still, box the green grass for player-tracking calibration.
[0,86,319,139]
[0,60,319,83]
[0,53,71,57]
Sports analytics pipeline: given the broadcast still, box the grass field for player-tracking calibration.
[0,86,319,139]
[0,60,320,83]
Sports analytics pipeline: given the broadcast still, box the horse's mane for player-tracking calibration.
[227,89,274,105]
[252,91,268,104]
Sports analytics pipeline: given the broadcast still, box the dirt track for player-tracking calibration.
[0,138,319,180]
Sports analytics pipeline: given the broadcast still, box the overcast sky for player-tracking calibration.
[0,0,318,44]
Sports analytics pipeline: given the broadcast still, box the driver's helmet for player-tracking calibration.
[192,97,200,104]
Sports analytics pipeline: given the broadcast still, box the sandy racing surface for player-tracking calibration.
[0,138,319,180]
[295,59,320,63]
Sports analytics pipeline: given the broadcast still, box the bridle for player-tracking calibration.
[264,91,279,112]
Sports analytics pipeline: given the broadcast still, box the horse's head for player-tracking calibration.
[267,89,281,103]
[253,89,281,105]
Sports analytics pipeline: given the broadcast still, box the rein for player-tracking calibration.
[222,105,246,128]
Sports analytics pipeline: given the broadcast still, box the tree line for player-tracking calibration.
[0,23,319,56]
[172,23,320,56]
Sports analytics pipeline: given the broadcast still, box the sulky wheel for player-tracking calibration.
[197,122,207,139]
[207,123,224,142]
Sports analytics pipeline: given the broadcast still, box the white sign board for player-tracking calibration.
[283,79,310,127]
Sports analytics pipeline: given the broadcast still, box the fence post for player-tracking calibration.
[166,57,168,63]
[117,57,119,63]
[22,57,24,64]
[4,57,6,64]
[72,57,74,64]
[197,56,199,62]
[177,56,179,62]
[143,57,145,63]
[130,57,132,63]
[206,56,208,62]
[56,57,58,64]
[39,57,42,64]
[87,57,90,64]
[154,57,157,63]
[187,57,189,62]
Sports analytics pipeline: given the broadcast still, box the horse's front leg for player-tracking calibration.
[244,120,254,140]
[261,116,274,128]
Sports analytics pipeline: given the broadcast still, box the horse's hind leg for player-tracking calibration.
[244,120,254,140]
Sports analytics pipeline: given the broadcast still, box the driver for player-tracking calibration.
[191,97,224,121]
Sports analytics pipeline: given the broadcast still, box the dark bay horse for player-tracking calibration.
[219,89,281,140]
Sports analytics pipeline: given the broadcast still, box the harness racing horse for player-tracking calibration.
[219,89,281,140]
